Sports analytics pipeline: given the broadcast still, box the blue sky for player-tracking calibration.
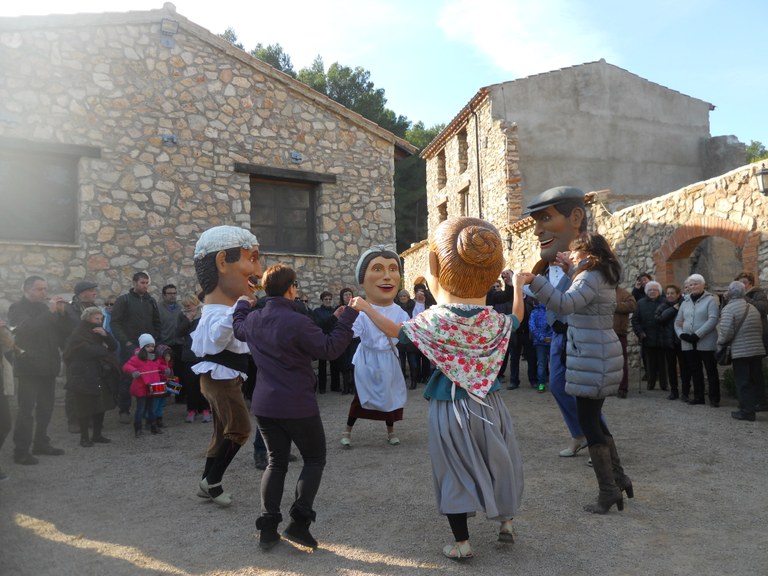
[2,0,765,145]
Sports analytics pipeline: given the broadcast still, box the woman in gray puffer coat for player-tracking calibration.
[520,232,629,516]
[717,281,766,421]
[674,274,720,407]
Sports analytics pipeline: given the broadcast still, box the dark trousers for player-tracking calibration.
[13,374,56,455]
[257,414,326,518]
[117,347,133,414]
[644,346,667,390]
[733,356,766,413]
[508,332,536,386]
[317,359,329,392]
[0,390,11,452]
[180,361,208,413]
[684,349,720,403]
[617,334,629,393]
[576,397,611,446]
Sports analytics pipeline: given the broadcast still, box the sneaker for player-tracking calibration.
[387,433,400,446]
[538,383,546,393]
[185,411,195,423]
[340,432,351,448]
[201,410,212,423]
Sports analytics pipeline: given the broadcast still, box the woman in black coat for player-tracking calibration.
[631,281,667,391]
[63,307,120,447]
[655,284,689,400]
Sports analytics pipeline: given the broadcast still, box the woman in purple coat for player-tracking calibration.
[233,263,358,551]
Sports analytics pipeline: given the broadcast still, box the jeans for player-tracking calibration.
[257,414,326,518]
[134,396,156,426]
[13,374,56,455]
[549,333,583,438]
[534,344,550,384]
[154,395,167,419]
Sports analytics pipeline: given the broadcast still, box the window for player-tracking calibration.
[437,200,448,223]
[235,163,336,254]
[457,128,468,173]
[436,149,446,189]
[458,185,469,216]
[0,138,99,244]
[249,178,316,253]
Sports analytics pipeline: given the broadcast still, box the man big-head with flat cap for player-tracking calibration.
[523,185,587,268]
[523,186,589,458]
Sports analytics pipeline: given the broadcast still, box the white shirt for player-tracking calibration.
[353,303,409,350]
[191,303,249,380]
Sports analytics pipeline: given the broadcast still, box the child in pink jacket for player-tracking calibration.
[123,334,169,437]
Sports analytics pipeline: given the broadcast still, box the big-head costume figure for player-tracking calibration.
[524,186,589,457]
[191,225,261,507]
[349,217,526,560]
[340,245,409,448]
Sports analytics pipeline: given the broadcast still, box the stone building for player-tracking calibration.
[0,3,414,311]
[402,60,758,292]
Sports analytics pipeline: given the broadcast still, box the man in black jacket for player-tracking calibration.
[110,271,161,421]
[8,275,69,465]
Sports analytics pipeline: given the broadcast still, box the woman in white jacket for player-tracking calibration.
[674,274,720,407]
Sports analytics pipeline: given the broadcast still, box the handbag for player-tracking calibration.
[715,304,749,366]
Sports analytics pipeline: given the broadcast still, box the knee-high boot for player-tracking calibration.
[605,435,633,498]
[584,444,624,514]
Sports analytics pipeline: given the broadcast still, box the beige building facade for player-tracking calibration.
[0,3,413,310]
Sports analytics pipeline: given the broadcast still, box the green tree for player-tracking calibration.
[250,43,296,78]
[747,140,768,163]
[297,56,327,94]
[393,122,445,252]
[219,27,244,50]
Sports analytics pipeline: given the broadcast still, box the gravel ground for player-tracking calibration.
[2,366,767,576]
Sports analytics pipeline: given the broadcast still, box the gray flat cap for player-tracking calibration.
[523,186,585,216]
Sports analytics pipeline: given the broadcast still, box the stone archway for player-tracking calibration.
[653,216,761,287]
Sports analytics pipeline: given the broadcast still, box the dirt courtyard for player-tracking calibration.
[2,367,767,576]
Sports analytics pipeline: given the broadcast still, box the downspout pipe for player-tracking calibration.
[470,102,482,219]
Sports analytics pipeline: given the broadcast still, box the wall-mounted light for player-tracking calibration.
[161,133,178,145]
[505,233,513,251]
[755,164,768,196]
[160,18,179,48]
[290,151,303,164]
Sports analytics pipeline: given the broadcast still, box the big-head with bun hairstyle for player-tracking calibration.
[428,217,505,300]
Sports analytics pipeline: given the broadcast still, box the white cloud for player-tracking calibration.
[437,0,617,78]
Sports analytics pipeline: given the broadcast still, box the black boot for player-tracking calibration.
[92,413,111,443]
[283,506,318,549]
[134,422,142,438]
[150,420,162,435]
[584,444,624,514]
[256,513,283,550]
[409,373,417,390]
[605,436,633,498]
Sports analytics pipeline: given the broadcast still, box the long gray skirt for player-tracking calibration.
[428,391,523,520]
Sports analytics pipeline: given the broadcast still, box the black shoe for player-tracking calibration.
[92,435,112,444]
[710,401,720,408]
[283,521,318,549]
[680,395,689,403]
[731,410,756,421]
[617,390,628,399]
[255,516,282,550]
[667,393,679,400]
[14,453,39,465]
[80,439,94,448]
[32,445,65,456]
[254,453,267,470]
[688,399,705,405]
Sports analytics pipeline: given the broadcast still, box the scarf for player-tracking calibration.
[402,304,516,400]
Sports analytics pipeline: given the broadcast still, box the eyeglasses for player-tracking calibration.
[301,299,309,303]
[292,280,300,288]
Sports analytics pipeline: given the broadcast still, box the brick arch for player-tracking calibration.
[653,216,761,286]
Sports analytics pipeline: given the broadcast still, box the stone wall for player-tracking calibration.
[0,6,403,311]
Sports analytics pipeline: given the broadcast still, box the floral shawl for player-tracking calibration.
[402,304,516,400]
